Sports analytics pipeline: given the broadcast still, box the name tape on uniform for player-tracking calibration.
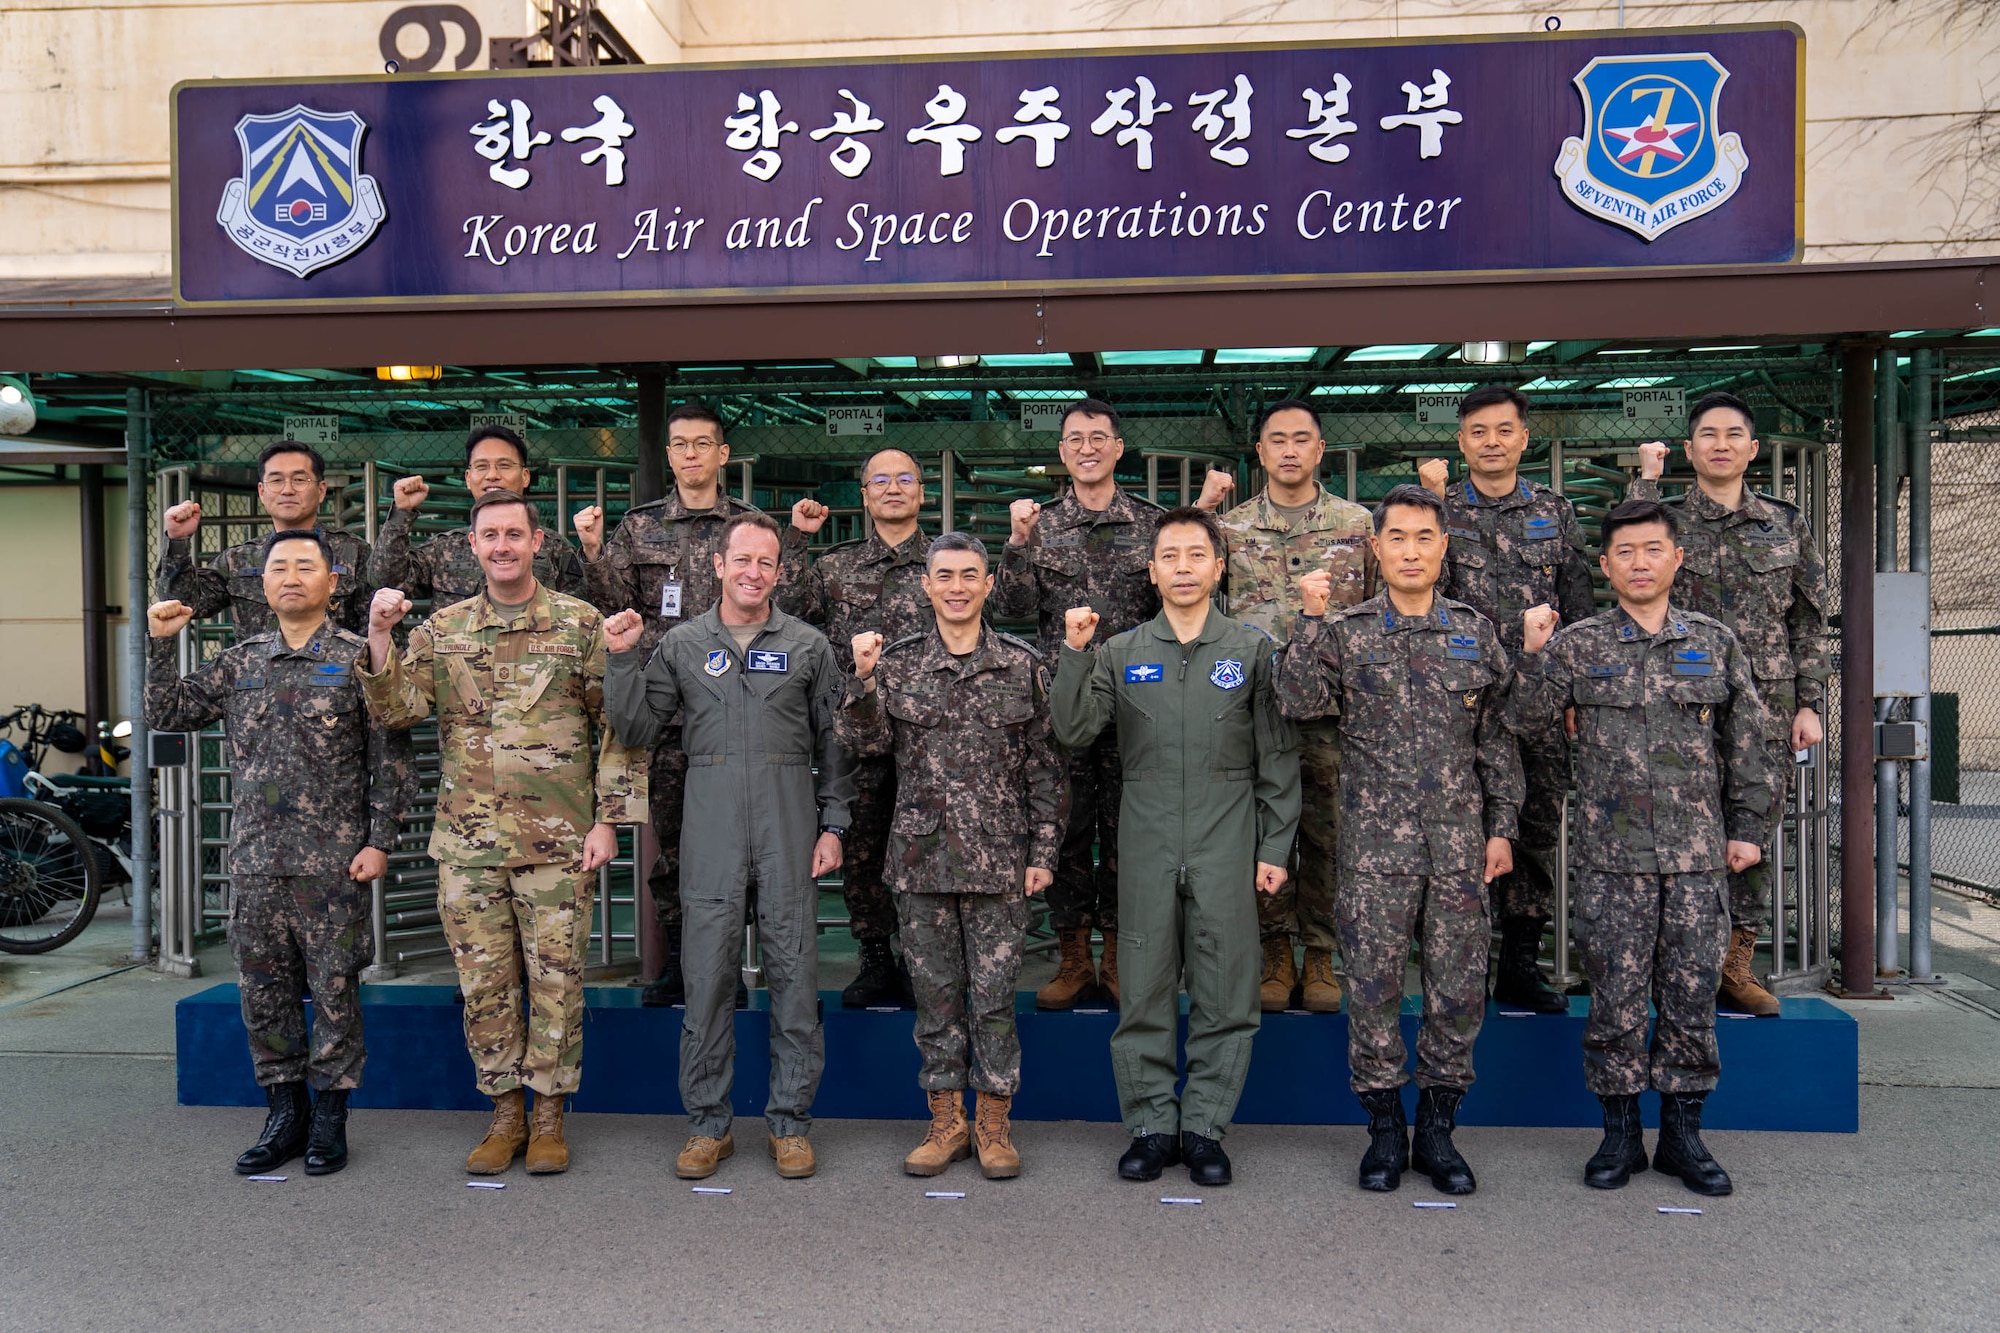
[747,650,789,673]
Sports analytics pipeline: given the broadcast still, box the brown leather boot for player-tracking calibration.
[1259,935,1297,1012]
[974,1091,1021,1179]
[674,1132,735,1179]
[1718,926,1781,1016]
[1035,926,1097,1010]
[903,1089,971,1176]
[1098,930,1120,1007]
[465,1089,528,1175]
[524,1092,570,1174]
[1301,947,1344,1013]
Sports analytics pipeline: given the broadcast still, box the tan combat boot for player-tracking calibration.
[1718,926,1781,1016]
[465,1088,528,1175]
[674,1131,735,1179]
[1098,930,1120,1007]
[524,1092,570,1174]
[1301,947,1344,1013]
[1259,936,1297,1013]
[974,1092,1021,1180]
[903,1089,971,1176]
[1035,927,1097,1010]
[769,1133,817,1179]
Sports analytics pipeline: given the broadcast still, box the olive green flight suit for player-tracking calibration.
[1052,609,1301,1141]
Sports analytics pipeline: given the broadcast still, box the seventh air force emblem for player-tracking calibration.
[1553,53,1748,242]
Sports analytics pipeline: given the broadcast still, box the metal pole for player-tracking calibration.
[1548,440,1564,495]
[1838,346,1878,996]
[1874,349,1899,978]
[1908,348,1935,981]
[940,449,956,532]
[1345,449,1358,503]
[1549,797,1579,989]
[634,372,667,506]
[79,464,109,739]
[555,465,570,539]
[363,460,379,545]
[1146,454,1159,504]
[125,388,154,964]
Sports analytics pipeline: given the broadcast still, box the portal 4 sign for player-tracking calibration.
[172,24,1802,306]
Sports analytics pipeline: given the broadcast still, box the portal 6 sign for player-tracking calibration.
[171,24,1802,306]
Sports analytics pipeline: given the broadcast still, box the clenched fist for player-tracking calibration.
[604,609,644,654]
[1256,862,1288,896]
[1522,604,1559,654]
[1417,458,1450,496]
[147,600,194,639]
[163,500,203,541]
[852,630,884,679]
[1008,498,1042,546]
[573,504,605,559]
[791,498,829,534]
[1196,468,1236,511]
[1726,840,1762,874]
[1298,569,1333,618]
[1065,606,1100,651]
[1024,867,1053,897]
[392,474,430,511]
[1637,440,1670,480]
[369,587,414,635]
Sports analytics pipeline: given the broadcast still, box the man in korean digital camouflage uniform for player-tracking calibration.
[572,402,802,1008]
[370,422,592,612]
[991,397,1163,1010]
[158,440,373,638]
[1419,385,1597,1014]
[837,532,1064,1180]
[146,531,411,1177]
[1200,397,1375,1014]
[1508,499,1775,1197]
[1631,390,1829,1016]
[784,446,937,1008]
[1275,485,1522,1196]
[362,490,644,1177]
[1053,506,1300,1189]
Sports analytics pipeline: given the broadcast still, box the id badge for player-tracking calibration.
[661,582,683,618]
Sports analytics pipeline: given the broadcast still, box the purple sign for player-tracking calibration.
[172,25,1802,307]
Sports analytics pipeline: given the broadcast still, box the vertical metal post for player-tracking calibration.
[1179,457,1191,507]
[1146,454,1159,503]
[1548,440,1564,495]
[738,460,753,505]
[1548,798,1579,988]
[939,449,956,532]
[125,388,155,964]
[363,460,380,544]
[634,371,667,506]
[1345,449,1358,503]
[1908,348,1935,981]
[1874,349,1899,977]
[555,465,570,538]
[79,463,109,740]
[1838,346,1879,996]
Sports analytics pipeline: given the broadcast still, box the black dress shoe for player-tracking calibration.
[235,1082,311,1175]
[1181,1132,1233,1187]
[303,1089,350,1176]
[1117,1133,1181,1181]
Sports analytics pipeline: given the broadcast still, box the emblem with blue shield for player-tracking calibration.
[1554,53,1748,242]
[704,649,731,677]
[1209,659,1245,691]
[217,105,385,277]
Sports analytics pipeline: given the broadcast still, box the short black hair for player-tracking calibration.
[1457,384,1530,424]
[257,440,326,481]
[466,423,529,467]
[1152,505,1226,559]
[1061,397,1123,438]
[469,488,541,533]
[667,402,726,439]
[1373,483,1447,534]
[719,510,782,554]
[1254,397,1322,440]
[1601,498,1679,551]
[261,529,335,569]
[1688,390,1756,436]
[925,531,990,571]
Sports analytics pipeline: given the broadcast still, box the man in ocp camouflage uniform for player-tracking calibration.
[1276,485,1521,1197]
[1201,397,1375,1014]
[1631,389,1830,1016]
[146,531,411,1179]
[361,491,644,1178]
[837,533,1064,1181]
[1508,499,1774,1198]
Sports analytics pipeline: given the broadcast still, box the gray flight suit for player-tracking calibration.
[605,605,853,1141]
[1051,609,1301,1141]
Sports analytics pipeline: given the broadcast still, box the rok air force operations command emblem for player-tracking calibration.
[1553,53,1747,242]
[216,106,385,277]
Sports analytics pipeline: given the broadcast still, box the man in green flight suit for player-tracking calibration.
[1052,506,1301,1188]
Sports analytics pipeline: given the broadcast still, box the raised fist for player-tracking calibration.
[1065,606,1100,651]
[369,587,414,635]
[1298,569,1333,618]
[163,500,203,541]
[1637,440,1670,480]
[1417,458,1450,496]
[1009,498,1042,546]
[1196,468,1236,511]
[852,630,884,679]
[392,474,430,511]
[573,504,605,559]
[791,498,829,535]
[604,609,644,654]
[147,600,194,639]
[1522,603,1559,654]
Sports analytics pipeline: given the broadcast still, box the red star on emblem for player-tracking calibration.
[1603,118,1699,164]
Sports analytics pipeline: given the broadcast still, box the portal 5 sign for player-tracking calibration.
[1554,53,1747,241]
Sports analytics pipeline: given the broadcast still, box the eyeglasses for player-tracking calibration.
[668,439,721,455]
[1061,432,1116,449]
[865,472,919,490]
[466,459,524,477]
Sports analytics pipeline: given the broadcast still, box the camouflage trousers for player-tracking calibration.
[1574,870,1729,1096]
[1491,714,1570,922]
[1337,869,1490,1094]
[842,754,901,945]
[897,890,1033,1095]
[1729,740,1795,932]
[1259,719,1340,951]
[1049,730,1120,933]
[437,857,594,1098]
[228,873,372,1091]
[646,735,688,932]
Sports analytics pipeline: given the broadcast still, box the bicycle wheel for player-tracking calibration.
[0,797,102,954]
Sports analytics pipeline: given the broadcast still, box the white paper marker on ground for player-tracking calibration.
[466,1181,506,1190]
[246,1175,287,1182]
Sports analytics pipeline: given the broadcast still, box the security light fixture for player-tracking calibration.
[1461,342,1528,365]
[0,376,34,435]
[915,355,980,369]
[376,366,444,381]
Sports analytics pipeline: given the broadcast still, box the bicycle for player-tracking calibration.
[0,704,128,954]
